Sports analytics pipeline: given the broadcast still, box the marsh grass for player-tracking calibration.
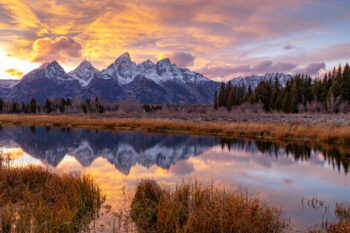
[130,180,289,233]
[0,114,349,143]
[0,159,102,233]
[310,202,350,233]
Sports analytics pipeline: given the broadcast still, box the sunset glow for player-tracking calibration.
[0,0,349,80]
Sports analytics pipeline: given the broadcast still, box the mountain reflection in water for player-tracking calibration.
[0,126,349,232]
[0,126,349,175]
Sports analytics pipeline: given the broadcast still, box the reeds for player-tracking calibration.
[310,203,350,233]
[0,161,102,233]
[0,114,349,143]
[130,180,288,233]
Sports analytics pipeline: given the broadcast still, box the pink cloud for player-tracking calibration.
[31,37,82,63]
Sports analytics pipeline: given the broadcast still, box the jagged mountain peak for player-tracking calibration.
[156,58,172,67]
[69,60,99,86]
[22,60,72,82]
[114,52,132,64]
[76,60,95,70]
[138,59,155,68]
[39,60,64,72]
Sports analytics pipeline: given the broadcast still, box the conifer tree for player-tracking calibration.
[227,88,236,111]
[213,90,218,110]
[218,82,226,107]
[45,99,52,113]
[30,98,37,114]
[0,98,3,113]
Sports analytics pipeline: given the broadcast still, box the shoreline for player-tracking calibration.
[0,114,349,144]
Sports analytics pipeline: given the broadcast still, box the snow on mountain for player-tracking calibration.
[100,52,139,85]
[0,53,296,103]
[69,60,99,87]
[22,60,74,82]
[98,53,209,85]
[0,79,19,88]
[230,73,293,90]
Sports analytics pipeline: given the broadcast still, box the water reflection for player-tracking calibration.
[0,126,217,174]
[1,126,349,175]
[0,126,349,232]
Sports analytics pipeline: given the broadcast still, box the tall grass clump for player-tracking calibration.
[310,203,350,233]
[0,162,102,233]
[130,180,288,233]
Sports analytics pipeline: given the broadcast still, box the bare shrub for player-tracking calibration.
[233,102,265,114]
[306,101,324,113]
[298,104,306,113]
[326,96,341,113]
[338,102,350,113]
[118,99,142,114]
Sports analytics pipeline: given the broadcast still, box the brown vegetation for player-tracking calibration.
[130,180,288,233]
[0,114,349,143]
[310,203,350,233]
[0,157,102,233]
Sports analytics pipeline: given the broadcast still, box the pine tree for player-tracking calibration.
[218,82,226,107]
[0,98,3,113]
[341,63,350,102]
[227,88,236,111]
[255,81,272,111]
[281,91,290,113]
[213,90,218,110]
[45,99,52,113]
[289,85,299,113]
[30,98,37,114]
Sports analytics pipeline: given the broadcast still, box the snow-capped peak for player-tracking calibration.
[23,60,73,82]
[69,60,99,87]
[100,52,139,85]
[230,73,293,90]
[138,59,155,71]
[95,53,210,85]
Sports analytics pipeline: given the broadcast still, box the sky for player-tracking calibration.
[0,0,349,81]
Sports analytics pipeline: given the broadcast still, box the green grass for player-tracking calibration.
[0,158,102,233]
[130,180,289,233]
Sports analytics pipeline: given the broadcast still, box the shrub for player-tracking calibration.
[0,164,102,232]
[131,180,288,233]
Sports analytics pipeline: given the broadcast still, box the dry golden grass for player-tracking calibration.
[0,114,349,143]
[0,159,102,233]
[130,180,288,233]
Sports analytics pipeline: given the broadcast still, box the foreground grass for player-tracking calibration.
[130,180,288,233]
[0,159,102,233]
[310,203,350,233]
[0,114,349,143]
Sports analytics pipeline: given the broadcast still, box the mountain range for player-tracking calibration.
[0,52,293,103]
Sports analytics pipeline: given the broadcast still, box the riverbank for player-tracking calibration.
[0,114,349,143]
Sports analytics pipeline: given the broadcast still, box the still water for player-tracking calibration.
[0,126,349,232]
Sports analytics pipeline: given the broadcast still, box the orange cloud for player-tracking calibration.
[30,37,82,63]
[5,68,23,78]
[0,0,349,77]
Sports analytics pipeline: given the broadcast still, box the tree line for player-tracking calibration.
[0,97,109,114]
[0,97,166,114]
[214,63,350,113]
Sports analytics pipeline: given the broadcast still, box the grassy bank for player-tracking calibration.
[130,180,288,233]
[0,114,349,143]
[0,158,102,233]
